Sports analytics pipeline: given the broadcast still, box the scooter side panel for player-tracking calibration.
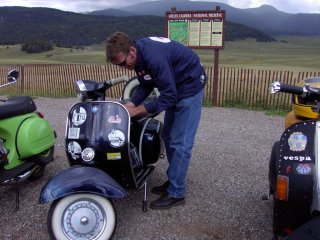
[278,120,315,202]
[0,116,24,169]
[17,116,56,158]
[39,166,128,204]
[0,113,46,169]
[275,120,316,233]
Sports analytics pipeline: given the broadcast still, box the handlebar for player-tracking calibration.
[0,69,19,88]
[106,75,129,86]
[271,81,320,98]
[271,81,304,95]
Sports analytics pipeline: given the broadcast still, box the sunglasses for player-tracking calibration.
[117,51,129,67]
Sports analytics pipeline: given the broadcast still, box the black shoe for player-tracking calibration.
[150,193,185,210]
[151,181,169,195]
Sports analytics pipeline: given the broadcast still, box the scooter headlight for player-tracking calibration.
[81,148,95,162]
[76,80,88,101]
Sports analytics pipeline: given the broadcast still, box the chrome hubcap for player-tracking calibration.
[62,199,106,240]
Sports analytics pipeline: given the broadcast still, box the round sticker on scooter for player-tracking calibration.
[108,129,125,148]
[72,107,87,126]
[67,141,82,160]
[288,132,307,152]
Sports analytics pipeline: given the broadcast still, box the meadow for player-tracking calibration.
[0,36,319,73]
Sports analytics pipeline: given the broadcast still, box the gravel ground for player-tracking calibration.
[0,97,285,240]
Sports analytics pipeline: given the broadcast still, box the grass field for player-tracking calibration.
[0,36,319,72]
[197,36,320,72]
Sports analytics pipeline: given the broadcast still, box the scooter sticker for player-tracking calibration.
[72,107,87,126]
[107,152,121,160]
[67,141,82,160]
[108,115,122,124]
[288,132,307,151]
[108,129,125,148]
[294,163,313,175]
[68,127,80,139]
[283,156,312,162]
[143,74,152,80]
[91,105,99,114]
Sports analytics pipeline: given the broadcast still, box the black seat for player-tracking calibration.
[0,96,36,120]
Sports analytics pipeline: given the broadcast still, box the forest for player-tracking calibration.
[0,7,275,49]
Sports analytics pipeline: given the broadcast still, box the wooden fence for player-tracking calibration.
[0,64,319,108]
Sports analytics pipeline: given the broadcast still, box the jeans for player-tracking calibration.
[162,89,204,198]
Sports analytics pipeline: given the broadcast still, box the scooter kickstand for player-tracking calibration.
[142,182,148,212]
[14,178,20,212]
[262,193,270,200]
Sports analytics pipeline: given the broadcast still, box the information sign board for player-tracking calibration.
[166,9,225,49]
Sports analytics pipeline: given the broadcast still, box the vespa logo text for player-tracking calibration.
[283,156,312,162]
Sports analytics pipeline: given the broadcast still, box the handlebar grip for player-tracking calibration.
[280,83,304,95]
[110,75,129,86]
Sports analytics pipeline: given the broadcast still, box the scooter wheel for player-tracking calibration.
[121,76,159,102]
[28,165,46,180]
[48,193,116,240]
[32,146,54,166]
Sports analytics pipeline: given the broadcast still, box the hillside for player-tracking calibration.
[0,7,274,47]
[90,0,320,36]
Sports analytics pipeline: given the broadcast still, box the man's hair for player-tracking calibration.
[106,32,133,63]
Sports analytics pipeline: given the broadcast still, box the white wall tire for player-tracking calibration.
[121,77,159,101]
[122,77,140,100]
[48,193,116,240]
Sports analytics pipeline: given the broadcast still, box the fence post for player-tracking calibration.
[212,49,219,106]
[20,65,24,94]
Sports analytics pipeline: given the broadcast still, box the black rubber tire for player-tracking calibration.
[32,146,54,166]
[28,165,46,180]
[269,141,280,194]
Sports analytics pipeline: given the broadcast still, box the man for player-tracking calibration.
[106,32,206,210]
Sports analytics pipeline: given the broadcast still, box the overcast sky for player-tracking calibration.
[0,0,319,14]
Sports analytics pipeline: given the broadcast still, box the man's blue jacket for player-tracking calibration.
[131,37,206,113]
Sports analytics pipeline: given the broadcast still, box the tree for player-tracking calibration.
[21,40,53,53]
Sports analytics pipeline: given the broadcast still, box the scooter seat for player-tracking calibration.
[0,96,36,120]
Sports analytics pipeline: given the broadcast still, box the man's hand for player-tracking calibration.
[124,101,148,117]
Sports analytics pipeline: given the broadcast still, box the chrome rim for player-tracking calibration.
[62,199,106,240]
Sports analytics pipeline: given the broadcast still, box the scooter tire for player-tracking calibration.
[269,141,280,194]
[32,146,55,166]
[48,193,117,240]
[121,76,159,102]
[28,165,46,180]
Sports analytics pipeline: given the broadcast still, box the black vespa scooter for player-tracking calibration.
[265,78,320,240]
[39,76,164,240]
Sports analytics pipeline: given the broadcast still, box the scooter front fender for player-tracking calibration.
[39,166,128,204]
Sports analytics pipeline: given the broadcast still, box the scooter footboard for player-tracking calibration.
[39,166,128,204]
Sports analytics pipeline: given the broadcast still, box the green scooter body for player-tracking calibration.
[0,112,56,170]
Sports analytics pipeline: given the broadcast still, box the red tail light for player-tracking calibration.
[36,111,44,118]
[284,227,293,236]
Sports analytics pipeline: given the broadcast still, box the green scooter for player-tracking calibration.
[0,69,56,210]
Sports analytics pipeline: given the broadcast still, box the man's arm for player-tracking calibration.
[124,101,148,117]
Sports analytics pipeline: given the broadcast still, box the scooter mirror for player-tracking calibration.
[7,69,19,83]
[271,81,281,94]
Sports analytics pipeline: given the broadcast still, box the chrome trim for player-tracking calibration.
[312,121,320,211]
